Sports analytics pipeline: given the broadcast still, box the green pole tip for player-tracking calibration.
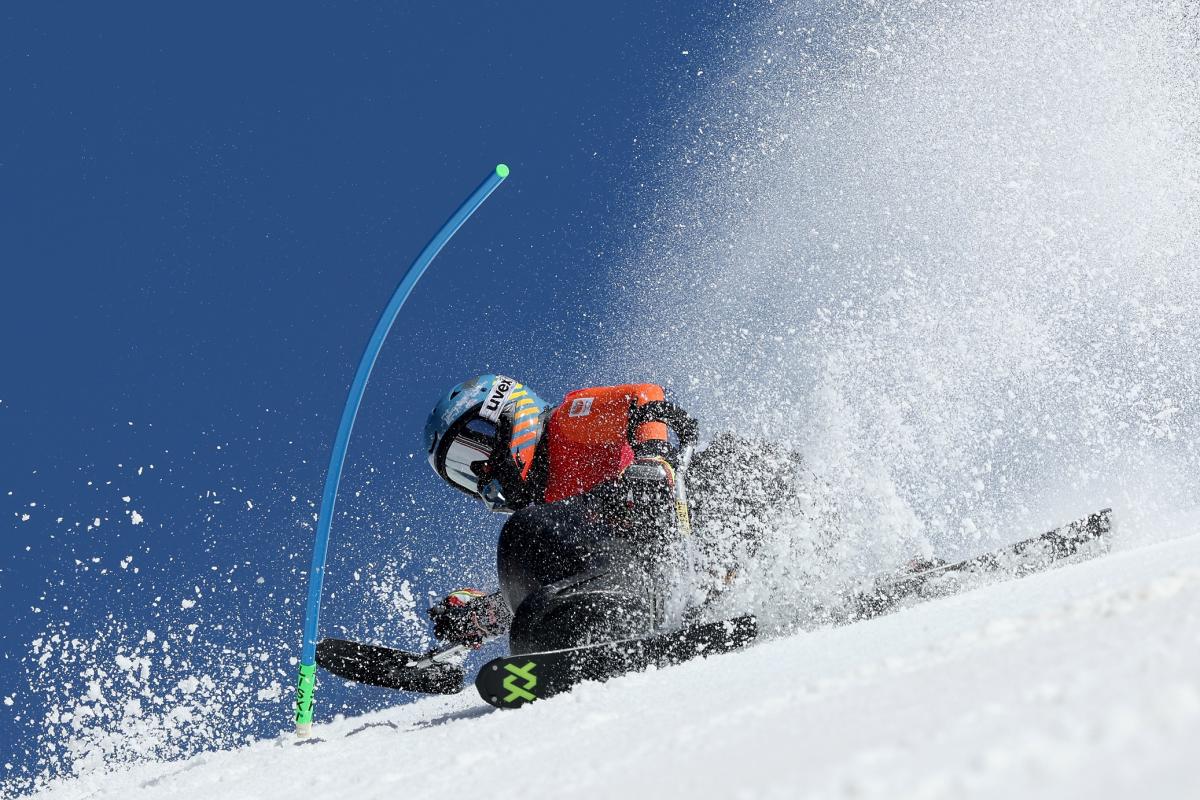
[495,163,510,178]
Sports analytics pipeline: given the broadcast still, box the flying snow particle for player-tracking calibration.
[130,511,144,525]
[257,683,282,702]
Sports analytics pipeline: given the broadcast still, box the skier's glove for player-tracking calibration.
[427,588,512,647]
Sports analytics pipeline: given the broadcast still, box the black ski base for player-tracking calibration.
[855,508,1113,618]
[315,638,465,695]
[474,614,758,709]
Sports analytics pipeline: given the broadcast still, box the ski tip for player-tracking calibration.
[495,163,510,178]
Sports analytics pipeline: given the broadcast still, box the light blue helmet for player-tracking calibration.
[424,374,546,511]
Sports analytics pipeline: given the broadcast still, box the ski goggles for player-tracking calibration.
[437,416,499,495]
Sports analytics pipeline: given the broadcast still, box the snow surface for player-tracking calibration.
[32,528,1200,800]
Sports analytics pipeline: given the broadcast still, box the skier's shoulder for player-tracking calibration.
[548,383,669,429]
[559,382,666,405]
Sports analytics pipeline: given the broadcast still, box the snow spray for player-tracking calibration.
[605,1,1200,624]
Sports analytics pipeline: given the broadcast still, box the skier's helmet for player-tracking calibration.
[424,374,546,512]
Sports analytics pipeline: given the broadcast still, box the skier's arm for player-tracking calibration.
[622,385,700,466]
[621,383,672,459]
[427,588,513,647]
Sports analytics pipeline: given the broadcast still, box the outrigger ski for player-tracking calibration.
[475,614,759,709]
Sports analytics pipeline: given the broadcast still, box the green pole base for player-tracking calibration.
[294,662,317,737]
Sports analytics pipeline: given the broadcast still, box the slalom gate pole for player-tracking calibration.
[293,164,510,737]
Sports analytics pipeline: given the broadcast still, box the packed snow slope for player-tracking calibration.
[33,524,1200,800]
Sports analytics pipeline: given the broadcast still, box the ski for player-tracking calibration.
[855,508,1112,618]
[474,614,758,709]
[315,638,466,695]
[316,511,1109,704]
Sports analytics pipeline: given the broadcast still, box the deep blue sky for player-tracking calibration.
[0,2,741,789]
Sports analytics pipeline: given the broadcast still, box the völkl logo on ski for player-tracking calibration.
[502,661,538,703]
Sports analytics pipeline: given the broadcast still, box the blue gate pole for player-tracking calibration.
[294,164,510,736]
